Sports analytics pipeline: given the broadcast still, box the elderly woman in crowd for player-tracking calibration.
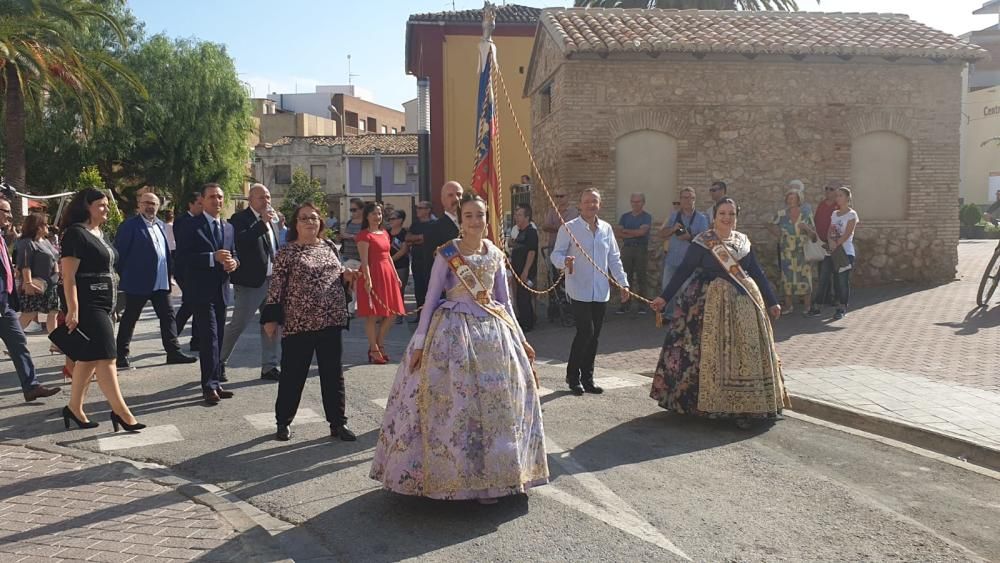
[15,213,60,340]
[650,198,789,429]
[262,203,358,442]
[770,183,817,315]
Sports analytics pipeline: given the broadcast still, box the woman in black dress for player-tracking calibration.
[60,188,145,432]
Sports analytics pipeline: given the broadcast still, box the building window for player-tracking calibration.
[359,119,366,132]
[850,131,910,220]
[361,160,374,186]
[391,127,397,134]
[380,125,387,134]
[393,160,407,184]
[540,84,552,118]
[310,164,327,186]
[274,165,291,185]
[367,117,377,133]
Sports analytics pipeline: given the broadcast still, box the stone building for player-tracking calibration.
[524,8,989,288]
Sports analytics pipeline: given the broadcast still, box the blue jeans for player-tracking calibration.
[0,295,40,392]
[833,255,855,311]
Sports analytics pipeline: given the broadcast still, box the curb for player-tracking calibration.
[3,439,295,563]
[787,394,1000,473]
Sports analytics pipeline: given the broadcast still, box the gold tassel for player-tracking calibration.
[655,311,664,328]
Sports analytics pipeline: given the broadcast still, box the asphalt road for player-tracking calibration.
[1,309,998,562]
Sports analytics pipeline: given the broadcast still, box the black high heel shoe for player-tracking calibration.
[62,406,99,429]
[110,412,146,433]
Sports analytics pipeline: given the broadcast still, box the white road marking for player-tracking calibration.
[244,409,324,430]
[543,438,690,560]
[592,376,646,390]
[97,424,184,452]
[371,398,388,409]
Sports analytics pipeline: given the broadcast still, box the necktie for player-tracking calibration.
[213,220,222,248]
[0,237,11,295]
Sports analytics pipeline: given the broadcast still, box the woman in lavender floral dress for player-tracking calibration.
[370,194,548,503]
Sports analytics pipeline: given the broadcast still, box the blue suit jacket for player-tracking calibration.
[175,214,237,305]
[114,214,172,296]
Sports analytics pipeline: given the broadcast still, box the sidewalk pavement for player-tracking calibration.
[526,240,1000,471]
[0,441,290,563]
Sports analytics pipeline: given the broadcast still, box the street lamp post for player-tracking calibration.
[373,148,383,204]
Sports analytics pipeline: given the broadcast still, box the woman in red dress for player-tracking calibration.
[357,202,405,364]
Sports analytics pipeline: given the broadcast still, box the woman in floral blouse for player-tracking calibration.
[262,203,358,442]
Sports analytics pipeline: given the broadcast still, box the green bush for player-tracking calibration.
[960,203,983,227]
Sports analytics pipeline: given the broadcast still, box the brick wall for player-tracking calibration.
[529,55,964,291]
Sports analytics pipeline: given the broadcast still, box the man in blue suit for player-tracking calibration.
[173,191,202,351]
[175,183,239,405]
[114,192,197,369]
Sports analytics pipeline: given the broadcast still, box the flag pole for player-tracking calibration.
[471,2,502,244]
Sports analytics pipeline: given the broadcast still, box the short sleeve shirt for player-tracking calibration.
[618,211,653,246]
[510,224,539,280]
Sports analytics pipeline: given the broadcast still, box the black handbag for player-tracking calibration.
[48,325,94,361]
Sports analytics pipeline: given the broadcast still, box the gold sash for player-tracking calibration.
[438,241,521,334]
[695,231,766,313]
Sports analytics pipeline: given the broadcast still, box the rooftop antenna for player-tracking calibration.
[347,54,360,85]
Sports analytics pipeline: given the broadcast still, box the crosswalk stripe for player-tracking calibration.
[244,409,326,430]
[97,424,184,452]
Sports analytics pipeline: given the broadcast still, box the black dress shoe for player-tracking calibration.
[568,384,585,396]
[260,368,280,381]
[582,384,604,395]
[331,425,357,441]
[216,388,234,399]
[166,353,197,365]
[203,390,220,405]
[276,425,290,441]
[218,365,228,383]
[24,385,60,402]
[116,357,130,369]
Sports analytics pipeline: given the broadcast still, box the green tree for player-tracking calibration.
[72,164,122,235]
[0,0,146,203]
[279,169,326,220]
[574,0,812,9]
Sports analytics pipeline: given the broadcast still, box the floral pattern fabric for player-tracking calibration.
[773,208,814,296]
[370,243,549,499]
[264,241,348,336]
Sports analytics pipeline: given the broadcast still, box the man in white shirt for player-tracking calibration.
[550,188,630,396]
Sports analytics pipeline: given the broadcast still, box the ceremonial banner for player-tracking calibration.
[471,39,502,243]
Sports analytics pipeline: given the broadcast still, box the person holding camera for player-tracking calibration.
[659,187,709,292]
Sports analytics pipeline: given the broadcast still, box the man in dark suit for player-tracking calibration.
[0,198,59,402]
[173,191,202,351]
[174,183,239,405]
[418,181,463,305]
[220,183,281,381]
[114,192,197,369]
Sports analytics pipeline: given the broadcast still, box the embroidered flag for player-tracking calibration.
[471,40,502,243]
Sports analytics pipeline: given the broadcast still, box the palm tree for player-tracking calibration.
[574,0,810,9]
[0,0,145,201]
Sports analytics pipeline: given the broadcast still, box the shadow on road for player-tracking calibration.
[933,305,1000,335]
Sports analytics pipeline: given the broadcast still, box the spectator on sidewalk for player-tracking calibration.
[650,198,787,429]
[357,202,405,365]
[659,187,709,292]
[540,190,578,322]
[405,201,435,321]
[0,198,60,403]
[551,189,630,396]
[59,188,144,431]
[388,209,409,324]
[113,192,197,369]
[985,190,1000,225]
[339,198,364,269]
[262,202,357,443]
[828,186,860,321]
[769,186,817,316]
[616,193,652,315]
[706,180,727,224]
[14,213,60,339]
[510,203,538,332]
[220,183,282,382]
[806,181,841,317]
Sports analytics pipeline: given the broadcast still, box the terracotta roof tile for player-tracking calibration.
[270,135,417,155]
[409,4,540,25]
[541,8,989,62]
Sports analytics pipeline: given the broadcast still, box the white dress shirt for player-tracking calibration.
[550,215,629,303]
[251,208,276,277]
[142,216,170,291]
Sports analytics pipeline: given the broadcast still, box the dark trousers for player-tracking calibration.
[567,299,607,386]
[833,255,855,311]
[192,294,226,392]
[116,290,182,359]
[812,256,836,307]
[515,283,535,331]
[0,295,39,392]
[620,244,648,308]
[275,327,346,427]
[412,259,429,309]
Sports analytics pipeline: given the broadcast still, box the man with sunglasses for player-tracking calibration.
[806,181,841,317]
[541,191,578,321]
[405,201,435,317]
[338,198,365,270]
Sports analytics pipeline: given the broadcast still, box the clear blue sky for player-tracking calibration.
[127,0,991,111]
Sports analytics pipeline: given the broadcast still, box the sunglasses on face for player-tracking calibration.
[709,187,723,193]
[824,187,836,191]
[351,208,361,212]
[554,194,566,198]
